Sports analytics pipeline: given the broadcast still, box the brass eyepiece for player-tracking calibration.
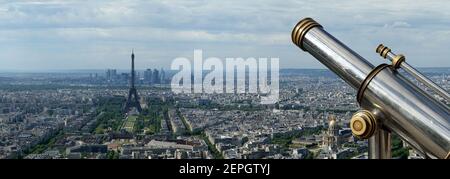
[376,44,406,69]
[350,110,378,139]
[291,18,322,51]
[376,44,391,59]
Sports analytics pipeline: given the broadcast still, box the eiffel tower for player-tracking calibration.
[124,49,142,113]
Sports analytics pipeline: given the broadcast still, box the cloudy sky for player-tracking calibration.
[0,0,449,70]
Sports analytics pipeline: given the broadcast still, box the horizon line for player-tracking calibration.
[0,67,449,73]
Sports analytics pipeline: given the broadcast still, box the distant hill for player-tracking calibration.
[0,76,14,82]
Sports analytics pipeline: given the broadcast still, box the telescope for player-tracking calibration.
[291,18,450,159]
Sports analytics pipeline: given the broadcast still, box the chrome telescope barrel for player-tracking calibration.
[292,18,450,159]
[291,18,374,89]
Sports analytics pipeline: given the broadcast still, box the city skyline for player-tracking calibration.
[2,67,446,159]
[1,0,450,70]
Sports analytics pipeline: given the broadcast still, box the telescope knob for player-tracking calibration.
[376,44,406,69]
[350,110,378,139]
[376,44,391,59]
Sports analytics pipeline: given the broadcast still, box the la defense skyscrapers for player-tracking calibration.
[124,49,142,113]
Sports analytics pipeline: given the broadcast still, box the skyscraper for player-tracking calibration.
[106,69,111,80]
[106,69,117,81]
[160,68,165,84]
[124,50,142,113]
[152,69,160,84]
[144,69,153,84]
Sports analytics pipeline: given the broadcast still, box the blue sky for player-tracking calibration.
[0,0,449,70]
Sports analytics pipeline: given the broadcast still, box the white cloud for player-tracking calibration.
[0,0,450,69]
[384,21,411,28]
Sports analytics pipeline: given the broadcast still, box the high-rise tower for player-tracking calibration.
[124,49,142,113]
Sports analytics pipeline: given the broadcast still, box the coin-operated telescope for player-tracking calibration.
[292,18,450,159]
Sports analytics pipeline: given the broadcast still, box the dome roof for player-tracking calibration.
[328,115,339,131]
[329,119,336,127]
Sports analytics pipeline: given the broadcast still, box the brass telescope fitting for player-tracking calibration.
[350,110,378,139]
[376,44,391,59]
[356,64,390,104]
[291,18,322,51]
[376,44,405,69]
[391,55,406,69]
